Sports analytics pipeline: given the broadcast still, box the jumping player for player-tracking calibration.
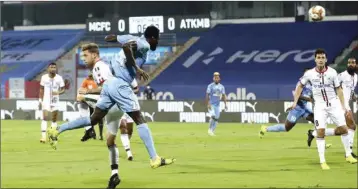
[206,72,227,136]
[48,26,175,188]
[307,57,357,158]
[291,48,357,170]
[39,63,65,143]
[259,68,314,137]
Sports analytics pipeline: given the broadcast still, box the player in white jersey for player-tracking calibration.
[291,49,357,170]
[307,57,357,158]
[39,63,65,143]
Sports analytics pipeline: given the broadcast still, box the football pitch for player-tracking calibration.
[1,120,357,188]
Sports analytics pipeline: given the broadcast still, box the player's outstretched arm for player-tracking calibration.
[104,34,118,43]
[292,84,304,107]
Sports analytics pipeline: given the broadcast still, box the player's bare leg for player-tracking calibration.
[40,110,50,143]
[119,119,133,161]
[344,110,357,158]
[98,119,104,140]
[127,111,175,169]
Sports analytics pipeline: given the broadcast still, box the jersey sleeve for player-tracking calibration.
[131,79,138,88]
[300,72,310,85]
[117,35,136,45]
[40,75,45,86]
[59,76,65,88]
[222,85,226,95]
[332,71,340,88]
[206,84,211,94]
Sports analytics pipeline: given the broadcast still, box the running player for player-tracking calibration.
[259,68,314,137]
[291,48,357,170]
[39,63,65,143]
[307,57,357,158]
[78,73,103,141]
[206,72,227,136]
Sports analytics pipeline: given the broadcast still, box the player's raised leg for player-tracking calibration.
[260,107,309,138]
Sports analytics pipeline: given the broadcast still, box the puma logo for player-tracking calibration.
[143,112,155,122]
[246,102,257,112]
[66,101,77,111]
[1,109,14,119]
[269,112,281,123]
[184,101,195,112]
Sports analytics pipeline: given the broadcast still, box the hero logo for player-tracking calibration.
[241,112,281,123]
[226,88,256,100]
[138,91,174,100]
[158,101,195,112]
[182,48,315,68]
[179,112,211,123]
[88,21,111,32]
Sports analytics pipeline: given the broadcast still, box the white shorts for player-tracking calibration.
[77,102,90,117]
[42,102,59,112]
[314,99,346,129]
[120,113,134,123]
[105,105,122,136]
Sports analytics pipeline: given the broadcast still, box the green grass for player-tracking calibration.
[1,120,357,188]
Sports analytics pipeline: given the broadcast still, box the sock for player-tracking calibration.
[41,120,47,138]
[316,138,326,163]
[266,124,286,132]
[120,134,131,151]
[208,119,214,131]
[51,122,57,129]
[58,117,91,134]
[212,121,218,132]
[348,129,355,150]
[108,144,119,176]
[85,126,92,131]
[137,123,157,160]
[341,133,353,157]
[312,128,335,137]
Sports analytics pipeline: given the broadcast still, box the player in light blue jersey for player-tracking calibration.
[206,72,228,136]
[260,68,315,138]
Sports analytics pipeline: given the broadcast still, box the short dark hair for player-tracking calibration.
[144,26,159,40]
[314,48,326,57]
[81,43,99,55]
[48,62,56,67]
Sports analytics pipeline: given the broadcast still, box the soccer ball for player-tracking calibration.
[308,5,326,21]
